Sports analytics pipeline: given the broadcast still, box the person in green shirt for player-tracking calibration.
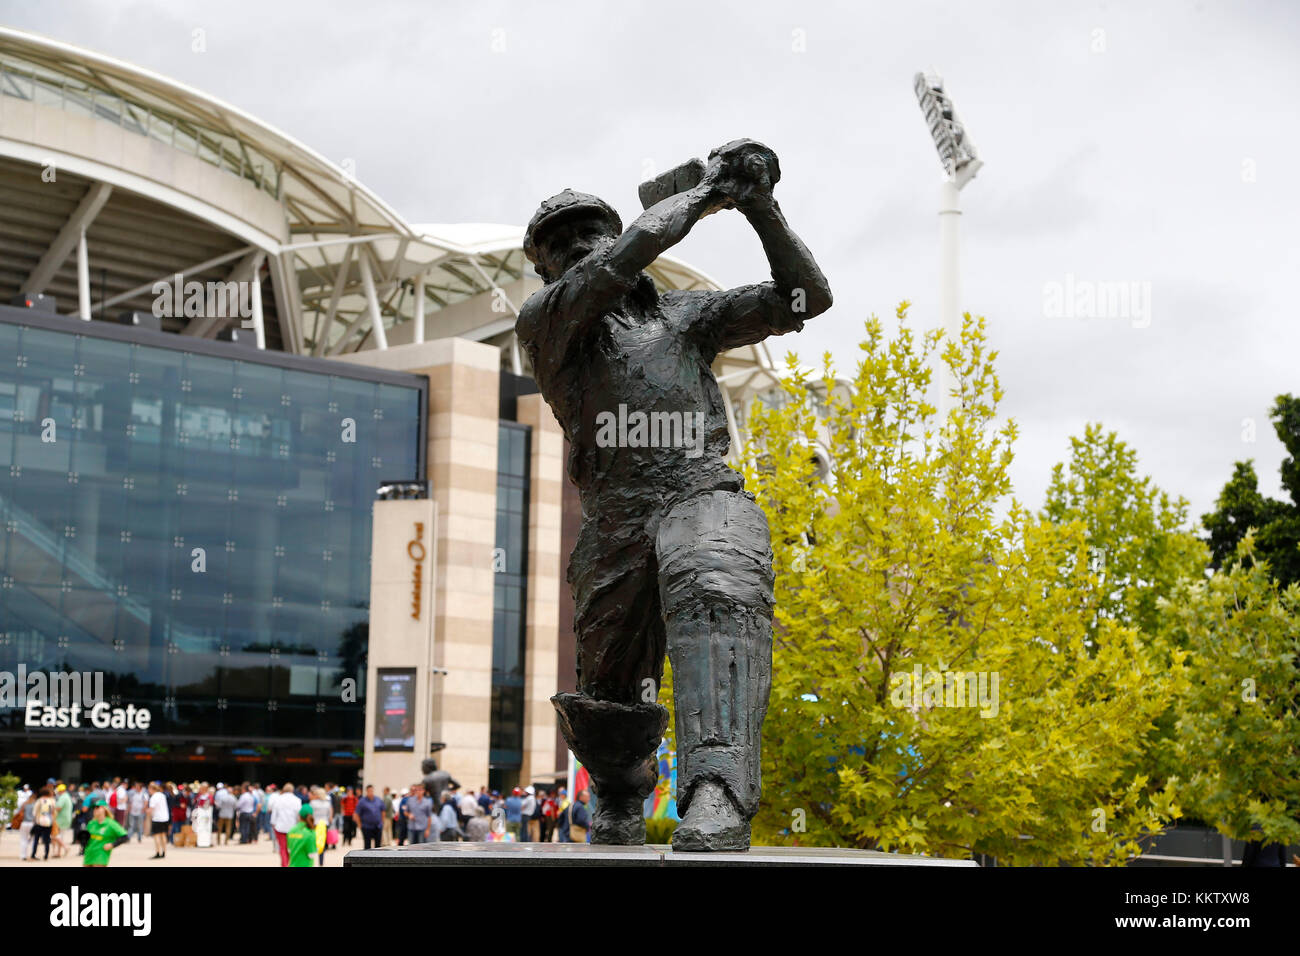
[286,806,316,867]
[84,800,128,867]
[53,785,74,859]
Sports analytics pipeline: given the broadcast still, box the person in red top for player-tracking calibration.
[540,790,558,844]
[341,787,359,846]
[167,783,186,845]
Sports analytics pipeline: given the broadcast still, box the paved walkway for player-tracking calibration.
[0,829,355,867]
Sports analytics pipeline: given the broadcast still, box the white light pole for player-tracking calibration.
[914,72,982,419]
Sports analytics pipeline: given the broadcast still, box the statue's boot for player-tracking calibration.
[551,692,667,845]
[656,491,775,852]
[672,780,749,851]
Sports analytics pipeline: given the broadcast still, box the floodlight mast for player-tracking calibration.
[914,72,982,419]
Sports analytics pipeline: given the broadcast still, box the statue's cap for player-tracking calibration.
[523,189,621,265]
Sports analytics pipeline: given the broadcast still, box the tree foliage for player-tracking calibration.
[1042,425,1207,642]
[0,772,18,833]
[1202,395,1300,589]
[1161,533,1300,846]
[733,305,1180,864]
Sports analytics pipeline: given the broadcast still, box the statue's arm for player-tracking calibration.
[549,180,725,320]
[517,180,725,366]
[696,200,832,350]
[610,182,724,279]
[746,200,832,319]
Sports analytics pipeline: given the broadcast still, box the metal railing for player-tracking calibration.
[0,55,280,198]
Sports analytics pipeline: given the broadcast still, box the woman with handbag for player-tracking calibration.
[27,785,57,861]
[309,786,332,865]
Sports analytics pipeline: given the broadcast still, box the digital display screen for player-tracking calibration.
[374,668,417,751]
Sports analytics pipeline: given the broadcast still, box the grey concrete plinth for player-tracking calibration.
[344,842,976,867]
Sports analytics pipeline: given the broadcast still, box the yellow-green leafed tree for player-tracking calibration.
[1162,533,1300,847]
[1041,424,1209,644]
[739,305,1183,865]
[1038,426,1209,792]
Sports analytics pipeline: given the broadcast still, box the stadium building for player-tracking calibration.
[0,27,786,792]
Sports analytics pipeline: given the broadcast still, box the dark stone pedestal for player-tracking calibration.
[343,842,976,867]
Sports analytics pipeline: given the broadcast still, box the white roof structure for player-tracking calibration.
[0,28,773,375]
[0,27,781,452]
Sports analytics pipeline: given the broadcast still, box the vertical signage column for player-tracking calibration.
[363,497,437,792]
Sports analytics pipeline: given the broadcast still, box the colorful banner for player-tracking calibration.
[645,739,677,820]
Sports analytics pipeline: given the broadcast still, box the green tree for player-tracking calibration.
[1038,426,1208,795]
[0,772,18,835]
[1161,533,1300,845]
[1202,395,1300,588]
[1041,425,1208,642]
[721,305,1182,864]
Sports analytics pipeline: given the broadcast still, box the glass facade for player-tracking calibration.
[489,422,529,777]
[0,310,424,754]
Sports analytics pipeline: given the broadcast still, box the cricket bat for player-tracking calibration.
[637,158,706,210]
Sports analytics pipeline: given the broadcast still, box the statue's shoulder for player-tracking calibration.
[517,282,558,341]
[659,286,708,314]
[659,287,693,304]
[519,280,554,315]
[659,287,714,334]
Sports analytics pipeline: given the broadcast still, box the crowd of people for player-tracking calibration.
[389,782,592,848]
[6,776,594,867]
[8,780,134,866]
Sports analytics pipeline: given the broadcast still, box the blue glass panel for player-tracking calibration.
[0,315,423,746]
[490,423,530,755]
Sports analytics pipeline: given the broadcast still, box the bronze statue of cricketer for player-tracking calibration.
[421,758,457,809]
[517,139,832,850]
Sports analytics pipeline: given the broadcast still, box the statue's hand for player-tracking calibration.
[696,158,738,216]
[708,140,779,212]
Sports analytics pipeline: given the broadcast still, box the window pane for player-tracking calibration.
[0,314,420,750]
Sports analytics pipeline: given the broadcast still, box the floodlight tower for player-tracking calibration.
[914,72,982,417]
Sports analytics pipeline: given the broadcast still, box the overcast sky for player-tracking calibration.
[5,0,1297,521]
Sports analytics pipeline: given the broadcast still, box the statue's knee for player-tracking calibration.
[656,492,773,614]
